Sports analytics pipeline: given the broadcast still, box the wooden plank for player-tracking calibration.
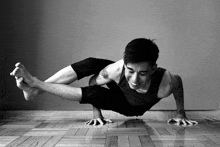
[107,128,148,136]
[0,128,16,136]
[196,135,219,147]
[29,136,51,147]
[205,135,220,145]
[0,136,19,147]
[4,128,30,136]
[23,130,67,136]
[75,128,89,136]
[118,135,129,147]
[86,128,99,136]
[41,136,62,147]
[5,136,30,147]
[155,127,171,136]
[35,123,50,128]
[17,136,41,147]
[56,136,105,147]
[139,135,155,147]
[105,136,118,147]
[64,128,79,136]
[129,135,142,147]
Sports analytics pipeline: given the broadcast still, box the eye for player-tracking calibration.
[139,72,147,76]
[129,70,134,74]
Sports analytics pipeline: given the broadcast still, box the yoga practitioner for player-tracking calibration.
[10,38,198,127]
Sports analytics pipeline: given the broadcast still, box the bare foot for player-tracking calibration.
[10,62,36,87]
[15,77,39,101]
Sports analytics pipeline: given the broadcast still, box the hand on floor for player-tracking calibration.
[167,118,198,127]
[85,118,113,127]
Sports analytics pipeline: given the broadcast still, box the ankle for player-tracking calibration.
[28,77,39,88]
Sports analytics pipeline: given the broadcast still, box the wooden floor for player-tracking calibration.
[0,110,220,147]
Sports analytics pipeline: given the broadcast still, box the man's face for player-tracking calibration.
[124,62,155,90]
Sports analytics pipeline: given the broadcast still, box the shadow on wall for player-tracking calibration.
[1,1,44,110]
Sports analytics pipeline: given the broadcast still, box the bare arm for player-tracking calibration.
[85,66,118,127]
[168,74,198,126]
[171,75,186,118]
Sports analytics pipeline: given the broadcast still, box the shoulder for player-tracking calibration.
[158,69,182,98]
[104,59,124,80]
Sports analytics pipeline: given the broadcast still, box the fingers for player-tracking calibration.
[167,118,178,124]
[103,118,113,123]
[167,118,198,127]
[189,120,198,125]
[85,118,103,127]
[179,120,187,127]
[85,118,113,127]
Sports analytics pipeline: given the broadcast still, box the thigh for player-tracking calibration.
[80,85,132,116]
[71,57,114,80]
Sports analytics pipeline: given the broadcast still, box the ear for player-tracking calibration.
[150,64,157,74]
[152,64,157,71]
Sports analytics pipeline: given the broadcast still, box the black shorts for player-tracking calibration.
[71,58,146,116]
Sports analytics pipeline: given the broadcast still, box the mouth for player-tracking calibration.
[130,82,140,87]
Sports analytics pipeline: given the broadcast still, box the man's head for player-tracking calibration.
[123,38,160,90]
[123,38,159,66]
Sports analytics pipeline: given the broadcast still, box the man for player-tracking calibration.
[10,38,198,127]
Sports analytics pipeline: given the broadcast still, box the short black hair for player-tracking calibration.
[123,38,159,66]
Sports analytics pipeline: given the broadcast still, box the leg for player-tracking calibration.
[10,62,77,100]
[11,58,114,100]
[11,63,83,101]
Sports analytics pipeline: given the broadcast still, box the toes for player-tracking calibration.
[16,77,24,88]
[10,67,20,77]
[11,62,24,76]
[15,62,22,67]
[15,62,26,70]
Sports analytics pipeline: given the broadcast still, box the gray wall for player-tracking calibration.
[2,0,220,110]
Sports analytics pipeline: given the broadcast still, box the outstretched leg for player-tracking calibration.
[11,63,82,101]
[10,62,78,100]
[11,58,114,101]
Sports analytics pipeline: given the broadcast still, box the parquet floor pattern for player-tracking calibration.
[0,110,219,147]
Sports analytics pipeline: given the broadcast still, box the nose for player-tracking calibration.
[131,73,139,84]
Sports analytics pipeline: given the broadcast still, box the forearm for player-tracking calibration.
[33,78,82,101]
[92,106,103,119]
[36,65,78,95]
[173,75,186,118]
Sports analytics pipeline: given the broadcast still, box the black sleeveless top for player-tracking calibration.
[118,67,166,110]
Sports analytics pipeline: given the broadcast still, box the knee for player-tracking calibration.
[88,75,98,86]
[84,57,99,63]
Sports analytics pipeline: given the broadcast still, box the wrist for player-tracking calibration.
[93,114,103,119]
[93,111,103,119]
[176,112,186,119]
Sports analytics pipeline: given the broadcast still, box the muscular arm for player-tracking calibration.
[171,75,186,118]
[160,71,198,126]
[86,63,121,126]
[91,59,123,85]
